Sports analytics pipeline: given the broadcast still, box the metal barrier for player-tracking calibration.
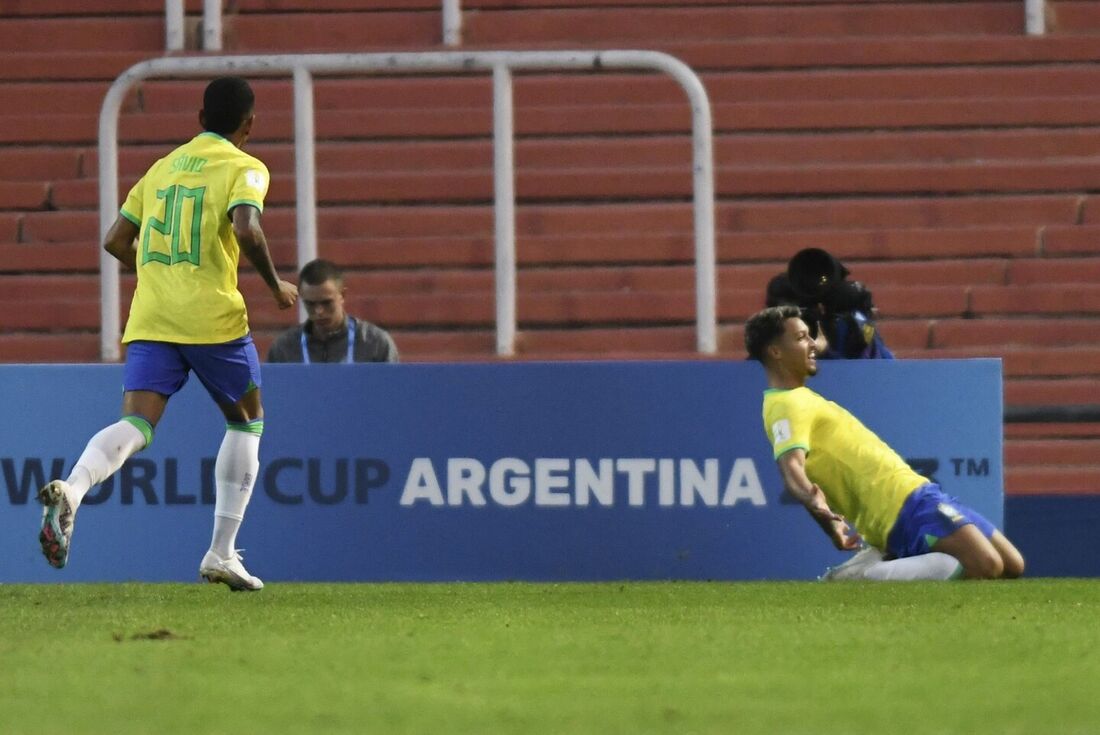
[166,0,462,50]
[167,1,1049,51]
[98,51,717,360]
[1025,0,1046,35]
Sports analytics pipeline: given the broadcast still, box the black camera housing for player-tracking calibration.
[783,248,878,357]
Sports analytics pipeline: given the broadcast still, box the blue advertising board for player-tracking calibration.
[0,360,1002,583]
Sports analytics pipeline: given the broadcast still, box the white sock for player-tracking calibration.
[863,552,962,581]
[65,418,150,507]
[210,423,262,559]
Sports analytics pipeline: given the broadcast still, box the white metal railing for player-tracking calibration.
[1025,0,1046,35]
[99,51,715,360]
[166,0,463,50]
[164,0,224,51]
[168,1,1047,50]
[442,0,462,46]
[165,0,184,51]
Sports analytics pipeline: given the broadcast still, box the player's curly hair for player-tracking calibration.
[202,77,255,136]
[744,305,801,362]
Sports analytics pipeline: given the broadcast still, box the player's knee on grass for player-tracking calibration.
[962,549,1004,579]
[999,548,1025,579]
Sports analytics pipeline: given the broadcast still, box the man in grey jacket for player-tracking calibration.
[267,259,399,364]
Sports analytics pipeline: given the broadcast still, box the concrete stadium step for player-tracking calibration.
[0,226,1039,275]
[77,129,1100,181]
[1006,439,1100,467]
[1005,378,1100,405]
[898,347,1100,379]
[16,196,1080,244]
[229,4,1023,49]
[1007,256,1100,285]
[10,22,1081,75]
[4,37,1094,86]
[48,158,1100,209]
[0,82,137,117]
[0,17,164,52]
[1083,197,1100,224]
[231,10,443,48]
[463,4,1025,43]
[134,67,1100,113]
[12,94,1100,147]
[1005,466,1100,495]
[0,287,937,332]
[649,35,1100,71]
[0,269,970,326]
[1053,1,1100,32]
[0,333,101,363]
[0,182,48,211]
[0,243,100,273]
[931,318,1100,349]
[514,325,740,355]
[233,0,1010,10]
[970,284,1100,316]
[0,0,168,15]
[0,148,82,181]
[0,216,22,241]
[0,214,22,242]
[1044,226,1100,256]
[0,52,149,82]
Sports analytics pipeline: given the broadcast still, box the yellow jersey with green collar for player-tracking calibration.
[762,386,927,549]
[119,132,270,344]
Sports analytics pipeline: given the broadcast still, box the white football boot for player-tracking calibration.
[199,550,264,592]
[38,480,77,569]
[820,545,884,581]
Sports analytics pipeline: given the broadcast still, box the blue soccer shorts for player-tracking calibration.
[886,483,996,559]
[123,335,262,407]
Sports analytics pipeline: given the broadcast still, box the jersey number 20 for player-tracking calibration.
[142,184,206,266]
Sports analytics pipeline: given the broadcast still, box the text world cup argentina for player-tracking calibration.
[1,457,767,508]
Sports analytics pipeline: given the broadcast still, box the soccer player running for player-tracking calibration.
[745,305,1025,581]
[37,77,298,591]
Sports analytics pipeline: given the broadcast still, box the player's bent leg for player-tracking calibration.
[989,531,1025,578]
[932,524,1005,579]
[861,552,962,581]
[37,392,161,569]
[121,390,170,428]
[820,545,883,581]
[200,388,265,591]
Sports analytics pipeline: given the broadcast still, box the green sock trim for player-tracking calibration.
[949,563,965,580]
[121,415,154,448]
[227,419,264,436]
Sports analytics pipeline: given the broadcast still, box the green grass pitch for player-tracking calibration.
[1,580,1098,734]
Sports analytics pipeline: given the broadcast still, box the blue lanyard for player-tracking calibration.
[300,319,355,364]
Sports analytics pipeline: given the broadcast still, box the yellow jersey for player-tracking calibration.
[762,386,927,549]
[119,132,270,344]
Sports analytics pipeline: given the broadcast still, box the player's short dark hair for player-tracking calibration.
[745,305,801,362]
[202,77,255,136]
[299,258,344,286]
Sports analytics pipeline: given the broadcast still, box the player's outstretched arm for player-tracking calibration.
[103,216,140,270]
[776,449,861,550]
[232,204,298,309]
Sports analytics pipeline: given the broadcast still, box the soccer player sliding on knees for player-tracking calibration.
[37,77,297,591]
[745,305,1025,581]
